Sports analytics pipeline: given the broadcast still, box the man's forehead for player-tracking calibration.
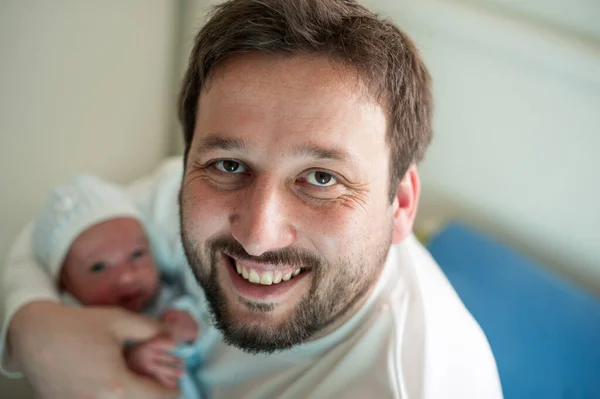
[204,52,374,105]
[198,55,385,130]
[193,53,390,170]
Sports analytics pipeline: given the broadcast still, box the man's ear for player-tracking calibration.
[391,164,421,244]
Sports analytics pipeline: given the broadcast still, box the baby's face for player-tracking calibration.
[60,217,159,312]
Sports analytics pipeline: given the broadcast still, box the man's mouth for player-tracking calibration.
[231,257,304,285]
[222,253,311,302]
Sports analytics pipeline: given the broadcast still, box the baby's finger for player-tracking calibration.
[150,364,184,388]
[148,336,177,351]
[154,373,179,388]
[161,375,181,389]
[151,352,184,369]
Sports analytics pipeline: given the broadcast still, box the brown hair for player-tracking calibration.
[178,0,433,200]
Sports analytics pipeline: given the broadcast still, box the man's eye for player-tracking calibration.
[305,171,337,187]
[90,262,107,273]
[131,249,146,261]
[214,160,248,173]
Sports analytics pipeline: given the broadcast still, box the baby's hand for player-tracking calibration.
[160,309,199,344]
[124,335,184,388]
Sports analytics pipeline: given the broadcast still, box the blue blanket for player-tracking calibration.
[427,221,600,399]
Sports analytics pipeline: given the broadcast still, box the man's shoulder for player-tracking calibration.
[382,237,504,398]
[127,156,183,199]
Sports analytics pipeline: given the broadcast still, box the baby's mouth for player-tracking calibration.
[119,290,144,308]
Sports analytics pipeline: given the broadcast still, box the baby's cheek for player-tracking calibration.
[143,265,160,294]
[86,279,120,306]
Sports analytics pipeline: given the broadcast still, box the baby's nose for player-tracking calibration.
[116,264,139,286]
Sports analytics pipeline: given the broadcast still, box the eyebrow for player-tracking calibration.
[195,135,355,164]
[292,144,351,163]
[195,136,248,155]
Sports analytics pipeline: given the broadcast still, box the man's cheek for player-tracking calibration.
[188,197,235,235]
[300,208,356,252]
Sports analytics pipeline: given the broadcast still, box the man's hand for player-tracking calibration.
[8,301,180,399]
[159,309,199,344]
[124,335,184,388]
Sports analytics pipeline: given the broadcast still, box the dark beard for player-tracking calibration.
[180,232,381,354]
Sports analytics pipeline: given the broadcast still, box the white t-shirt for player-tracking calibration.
[0,157,503,398]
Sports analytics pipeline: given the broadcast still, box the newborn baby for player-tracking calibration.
[32,175,203,398]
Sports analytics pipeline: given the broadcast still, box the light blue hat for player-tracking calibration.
[32,175,141,280]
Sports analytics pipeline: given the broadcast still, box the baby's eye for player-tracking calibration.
[90,262,107,273]
[130,249,146,261]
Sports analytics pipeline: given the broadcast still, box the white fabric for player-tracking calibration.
[0,157,503,398]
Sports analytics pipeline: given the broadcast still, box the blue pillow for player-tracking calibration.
[427,221,600,399]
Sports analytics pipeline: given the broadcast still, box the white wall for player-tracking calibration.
[472,0,600,41]
[170,0,218,154]
[0,1,177,396]
[0,0,178,258]
[361,0,600,292]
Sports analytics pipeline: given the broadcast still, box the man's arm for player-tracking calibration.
[0,223,58,376]
[10,302,181,399]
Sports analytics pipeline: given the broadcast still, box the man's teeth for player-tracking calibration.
[235,263,303,285]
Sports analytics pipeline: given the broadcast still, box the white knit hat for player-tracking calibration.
[32,175,141,281]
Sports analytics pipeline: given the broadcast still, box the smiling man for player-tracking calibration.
[1,1,502,398]
[180,53,404,355]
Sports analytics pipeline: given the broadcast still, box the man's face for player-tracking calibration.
[180,54,400,353]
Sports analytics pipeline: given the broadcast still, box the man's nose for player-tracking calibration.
[229,178,296,256]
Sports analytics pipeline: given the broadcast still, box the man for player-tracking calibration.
[0,1,503,398]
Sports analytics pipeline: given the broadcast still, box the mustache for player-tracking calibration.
[208,237,322,270]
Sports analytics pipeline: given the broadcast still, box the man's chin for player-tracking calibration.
[217,277,304,333]
[183,242,325,353]
[204,272,322,354]
[216,307,318,354]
